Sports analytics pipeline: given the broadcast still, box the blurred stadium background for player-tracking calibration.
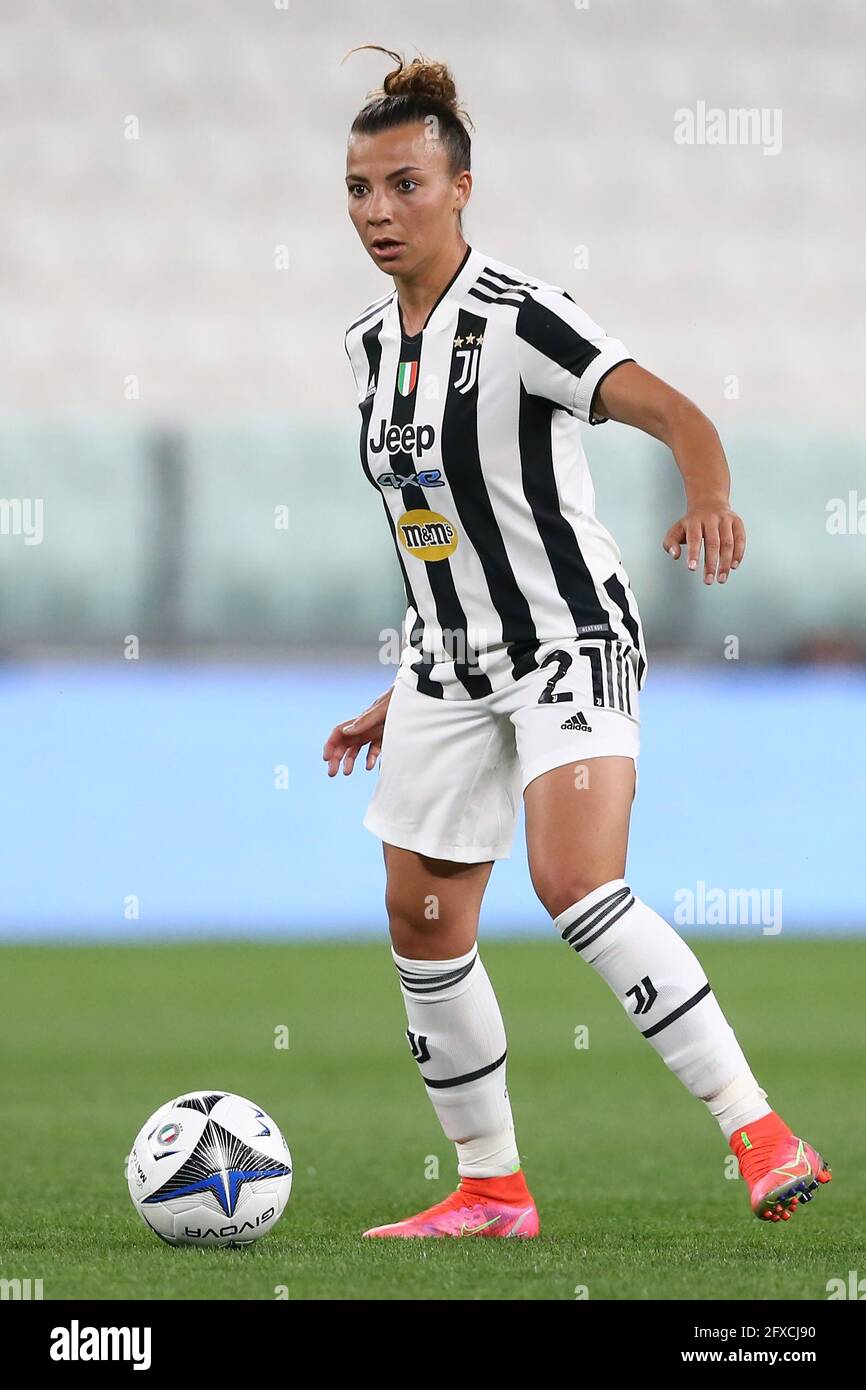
[2,0,864,940]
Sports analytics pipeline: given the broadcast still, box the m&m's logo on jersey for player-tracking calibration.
[397,509,458,561]
[396,361,418,396]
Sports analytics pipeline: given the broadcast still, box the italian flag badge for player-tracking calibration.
[397,361,418,396]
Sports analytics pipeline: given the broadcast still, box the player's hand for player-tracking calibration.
[662,501,746,584]
[323,687,393,776]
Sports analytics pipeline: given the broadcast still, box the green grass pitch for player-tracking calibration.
[0,937,862,1301]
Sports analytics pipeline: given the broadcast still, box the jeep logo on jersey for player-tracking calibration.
[369,420,436,457]
[397,509,459,561]
[377,469,444,489]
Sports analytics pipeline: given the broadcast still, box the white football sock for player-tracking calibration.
[704,1070,773,1140]
[555,879,771,1137]
[391,944,520,1178]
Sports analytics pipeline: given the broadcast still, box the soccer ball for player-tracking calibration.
[126,1090,293,1247]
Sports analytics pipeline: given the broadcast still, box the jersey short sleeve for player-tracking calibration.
[515,289,634,425]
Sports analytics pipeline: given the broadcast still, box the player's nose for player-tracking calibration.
[366,190,393,224]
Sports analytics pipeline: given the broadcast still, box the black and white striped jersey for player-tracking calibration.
[344,243,648,700]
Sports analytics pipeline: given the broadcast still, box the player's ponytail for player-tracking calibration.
[343,45,473,178]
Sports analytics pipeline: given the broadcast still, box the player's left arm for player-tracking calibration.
[594,362,746,584]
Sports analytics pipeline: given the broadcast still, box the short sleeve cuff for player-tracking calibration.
[571,349,634,425]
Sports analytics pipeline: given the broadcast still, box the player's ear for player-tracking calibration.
[453,169,472,211]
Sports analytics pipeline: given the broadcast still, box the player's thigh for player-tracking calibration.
[523,757,635,918]
[383,843,494,958]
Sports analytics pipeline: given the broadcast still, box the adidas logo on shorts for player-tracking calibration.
[560,711,592,732]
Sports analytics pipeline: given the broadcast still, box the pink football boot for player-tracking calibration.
[363,1172,539,1239]
[730,1114,832,1223]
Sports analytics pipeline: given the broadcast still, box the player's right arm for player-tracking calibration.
[323,686,393,776]
[328,319,396,775]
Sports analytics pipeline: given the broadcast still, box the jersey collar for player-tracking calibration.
[394,244,482,340]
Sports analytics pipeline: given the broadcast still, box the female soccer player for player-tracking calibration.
[324,47,831,1238]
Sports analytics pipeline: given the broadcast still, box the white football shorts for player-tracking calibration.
[363,636,641,863]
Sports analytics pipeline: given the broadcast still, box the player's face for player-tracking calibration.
[345,122,470,275]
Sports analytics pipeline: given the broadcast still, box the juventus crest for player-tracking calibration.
[452,332,484,394]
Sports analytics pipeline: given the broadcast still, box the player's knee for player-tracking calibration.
[532,868,615,922]
[387,915,457,958]
[385,886,478,956]
[384,887,432,952]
